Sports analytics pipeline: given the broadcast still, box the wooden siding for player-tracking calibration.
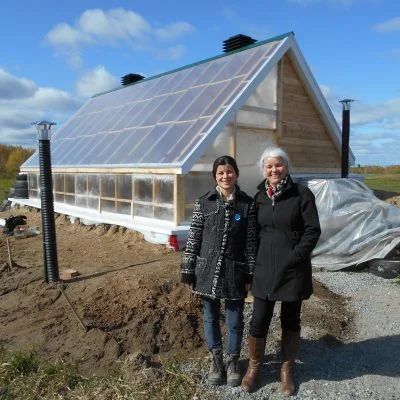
[278,54,341,172]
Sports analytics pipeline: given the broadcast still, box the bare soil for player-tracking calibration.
[2,197,393,377]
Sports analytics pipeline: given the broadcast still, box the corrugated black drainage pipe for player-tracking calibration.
[38,137,59,283]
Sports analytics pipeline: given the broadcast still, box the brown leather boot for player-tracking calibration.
[280,330,300,396]
[241,336,266,392]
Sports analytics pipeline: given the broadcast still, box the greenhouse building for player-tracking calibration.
[18,31,354,248]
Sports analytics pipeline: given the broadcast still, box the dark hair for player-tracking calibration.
[212,155,239,179]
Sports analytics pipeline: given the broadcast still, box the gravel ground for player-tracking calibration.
[194,272,400,400]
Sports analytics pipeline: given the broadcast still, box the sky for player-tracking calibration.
[0,0,399,166]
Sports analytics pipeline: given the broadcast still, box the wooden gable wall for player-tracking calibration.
[278,53,341,173]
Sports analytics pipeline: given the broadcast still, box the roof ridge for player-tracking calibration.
[92,31,294,98]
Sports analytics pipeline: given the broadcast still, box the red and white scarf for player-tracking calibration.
[265,175,289,205]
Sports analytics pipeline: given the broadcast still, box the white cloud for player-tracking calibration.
[46,24,89,69]
[46,23,93,47]
[0,69,82,147]
[24,87,82,112]
[156,45,186,61]
[350,129,400,166]
[0,69,37,100]
[350,98,400,126]
[78,8,151,41]
[374,17,400,33]
[75,66,119,97]
[320,84,400,165]
[154,22,195,40]
[45,8,195,67]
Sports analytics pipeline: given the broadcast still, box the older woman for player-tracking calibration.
[241,147,321,395]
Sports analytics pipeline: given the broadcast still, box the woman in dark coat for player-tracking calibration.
[241,147,321,396]
[181,156,258,387]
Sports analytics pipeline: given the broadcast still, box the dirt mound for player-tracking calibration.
[0,206,354,376]
[373,189,400,205]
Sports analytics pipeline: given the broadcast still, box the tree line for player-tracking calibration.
[350,165,400,174]
[0,144,35,178]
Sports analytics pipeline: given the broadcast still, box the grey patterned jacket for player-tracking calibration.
[181,186,258,299]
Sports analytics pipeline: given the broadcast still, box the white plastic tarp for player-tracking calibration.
[309,178,400,270]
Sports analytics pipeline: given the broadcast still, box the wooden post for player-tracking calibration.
[229,120,236,158]
[6,238,13,269]
[174,175,184,226]
[276,58,284,144]
[153,177,159,218]
[60,285,87,332]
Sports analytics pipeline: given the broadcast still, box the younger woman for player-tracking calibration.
[181,155,258,386]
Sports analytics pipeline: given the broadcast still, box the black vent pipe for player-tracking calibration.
[223,34,257,53]
[34,121,59,283]
[339,99,354,178]
[121,73,145,86]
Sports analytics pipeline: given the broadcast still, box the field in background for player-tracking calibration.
[351,165,400,193]
[362,173,400,193]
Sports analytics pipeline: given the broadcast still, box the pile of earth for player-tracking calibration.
[0,203,375,377]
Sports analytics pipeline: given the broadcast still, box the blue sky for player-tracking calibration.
[0,0,399,166]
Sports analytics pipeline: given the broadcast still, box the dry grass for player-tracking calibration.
[0,349,218,400]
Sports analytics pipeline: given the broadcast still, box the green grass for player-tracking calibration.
[362,173,400,194]
[0,178,13,203]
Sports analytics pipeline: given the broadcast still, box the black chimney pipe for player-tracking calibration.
[339,99,354,178]
[33,121,59,283]
[38,139,59,282]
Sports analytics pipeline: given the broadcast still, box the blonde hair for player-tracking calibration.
[260,147,291,175]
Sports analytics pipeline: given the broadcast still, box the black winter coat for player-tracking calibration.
[252,177,321,301]
[181,187,258,300]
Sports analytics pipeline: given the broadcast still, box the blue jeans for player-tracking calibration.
[202,297,245,355]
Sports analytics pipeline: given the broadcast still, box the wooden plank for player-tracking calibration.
[283,120,327,132]
[282,76,305,89]
[282,113,324,127]
[289,145,340,156]
[290,153,341,166]
[282,99,317,115]
[237,126,276,134]
[282,92,309,103]
[281,124,328,140]
[279,137,336,148]
[291,166,341,173]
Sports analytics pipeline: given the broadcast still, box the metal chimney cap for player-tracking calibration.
[339,99,354,110]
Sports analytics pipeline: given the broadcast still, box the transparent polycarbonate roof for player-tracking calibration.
[23,33,291,170]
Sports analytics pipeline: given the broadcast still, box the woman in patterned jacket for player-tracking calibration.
[181,155,258,387]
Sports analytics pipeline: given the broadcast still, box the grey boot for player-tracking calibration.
[207,348,224,385]
[226,354,241,386]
